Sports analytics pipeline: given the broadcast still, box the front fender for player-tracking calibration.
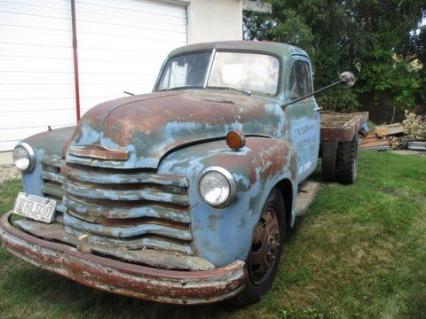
[19,127,75,195]
[158,137,298,267]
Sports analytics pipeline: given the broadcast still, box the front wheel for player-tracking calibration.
[229,189,286,307]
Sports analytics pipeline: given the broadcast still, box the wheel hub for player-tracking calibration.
[249,206,280,284]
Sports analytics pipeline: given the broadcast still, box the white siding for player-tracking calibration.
[187,0,242,43]
[0,0,243,152]
[75,0,188,114]
[0,0,76,151]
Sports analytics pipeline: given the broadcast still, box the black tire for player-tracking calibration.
[229,189,286,307]
[336,135,358,184]
[321,142,338,182]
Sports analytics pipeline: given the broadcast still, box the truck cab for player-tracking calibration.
[0,41,358,306]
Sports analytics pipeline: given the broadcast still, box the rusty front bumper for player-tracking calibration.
[0,212,246,304]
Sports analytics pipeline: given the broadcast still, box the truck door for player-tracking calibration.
[285,57,320,183]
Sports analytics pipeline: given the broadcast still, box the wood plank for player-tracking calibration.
[295,181,320,216]
[359,138,390,150]
[374,123,406,137]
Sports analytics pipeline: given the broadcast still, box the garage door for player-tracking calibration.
[0,0,188,151]
[0,0,76,151]
[75,0,188,114]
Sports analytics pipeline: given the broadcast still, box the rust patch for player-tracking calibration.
[79,90,269,146]
[211,138,291,185]
[0,212,246,304]
[69,145,129,161]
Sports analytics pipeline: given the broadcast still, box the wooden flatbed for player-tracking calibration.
[319,111,369,183]
[320,111,369,142]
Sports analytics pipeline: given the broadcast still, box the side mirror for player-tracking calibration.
[339,71,356,87]
[281,70,356,108]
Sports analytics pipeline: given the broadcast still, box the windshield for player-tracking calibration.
[157,51,280,96]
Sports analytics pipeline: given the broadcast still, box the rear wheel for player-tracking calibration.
[321,141,338,182]
[229,189,286,307]
[336,136,358,184]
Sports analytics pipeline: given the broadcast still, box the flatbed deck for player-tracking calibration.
[320,112,369,142]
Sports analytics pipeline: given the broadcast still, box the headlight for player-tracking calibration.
[13,142,35,173]
[198,166,237,207]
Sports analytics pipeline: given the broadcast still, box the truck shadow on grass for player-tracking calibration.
[1,260,239,319]
[1,216,321,319]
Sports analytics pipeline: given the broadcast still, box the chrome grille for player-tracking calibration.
[41,154,66,215]
[61,163,192,255]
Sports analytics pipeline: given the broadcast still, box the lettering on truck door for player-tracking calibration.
[285,58,320,182]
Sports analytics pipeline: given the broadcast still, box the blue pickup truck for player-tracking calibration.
[0,41,364,306]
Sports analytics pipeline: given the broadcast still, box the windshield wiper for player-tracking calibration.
[208,86,252,96]
[165,85,204,91]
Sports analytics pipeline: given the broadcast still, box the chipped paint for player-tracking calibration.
[2,41,331,303]
[68,91,284,169]
[0,213,246,304]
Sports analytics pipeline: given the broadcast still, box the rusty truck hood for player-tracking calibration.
[67,90,282,168]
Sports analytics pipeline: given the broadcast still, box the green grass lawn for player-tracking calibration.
[0,151,425,319]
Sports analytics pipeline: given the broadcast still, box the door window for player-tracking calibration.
[288,60,312,100]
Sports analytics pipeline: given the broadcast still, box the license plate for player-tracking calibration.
[13,192,56,223]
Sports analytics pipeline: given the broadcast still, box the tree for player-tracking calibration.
[244,1,425,116]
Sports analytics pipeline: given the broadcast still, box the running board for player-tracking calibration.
[295,181,320,216]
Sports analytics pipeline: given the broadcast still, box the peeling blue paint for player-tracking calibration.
[16,42,319,270]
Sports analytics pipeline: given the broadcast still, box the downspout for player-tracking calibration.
[71,0,81,122]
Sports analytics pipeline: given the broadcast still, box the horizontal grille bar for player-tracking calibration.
[65,226,192,255]
[41,154,64,168]
[62,165,188,187]
[56,203,66,214]
[42,182,63,200]
[64,195,191,223]
[63,180,189,205]
[64,213,192,241]
[41,171,64,184]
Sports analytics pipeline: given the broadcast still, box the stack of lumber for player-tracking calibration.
[359,132,391,150]
[359,122,426,151]
[374,123,407,138]
[359,123,406,151]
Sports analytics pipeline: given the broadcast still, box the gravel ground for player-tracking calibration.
[0,165,21,184]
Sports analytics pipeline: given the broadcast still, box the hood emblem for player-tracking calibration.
[69,144,128,161]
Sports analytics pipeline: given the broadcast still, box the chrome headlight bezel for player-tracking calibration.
[198,166,237,207]
[13,142,36,173]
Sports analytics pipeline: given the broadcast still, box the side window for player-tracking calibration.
[288,60,312,100]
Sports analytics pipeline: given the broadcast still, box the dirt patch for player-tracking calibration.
[0,165,20,184]
[390,150,426,157]
[381,187,426,205]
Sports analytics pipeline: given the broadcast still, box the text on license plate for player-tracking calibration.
[13,192,56,223]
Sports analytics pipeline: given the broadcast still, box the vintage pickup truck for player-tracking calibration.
[0,41,363,306]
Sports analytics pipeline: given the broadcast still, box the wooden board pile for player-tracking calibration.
[359,122,426,151]
[359,123,400,151]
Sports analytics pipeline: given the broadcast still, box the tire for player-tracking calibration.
[229,189,286,307]
[321,141,338,182]
[336,135,358,184]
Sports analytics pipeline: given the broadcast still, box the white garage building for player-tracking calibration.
[0,0,269,153]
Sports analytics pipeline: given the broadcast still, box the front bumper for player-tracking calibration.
[0,212,246,304]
